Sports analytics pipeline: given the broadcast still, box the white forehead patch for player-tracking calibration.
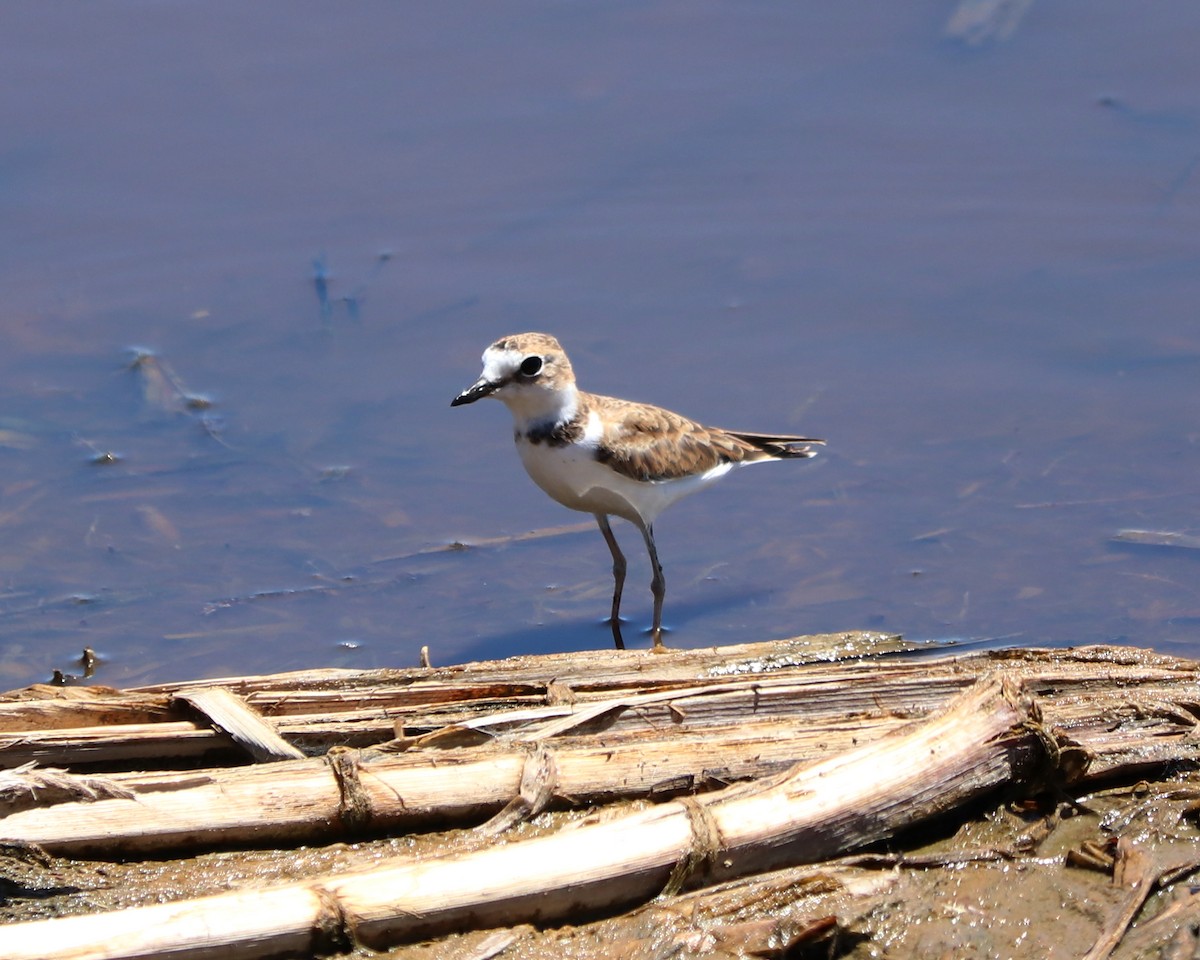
[481,346,523,384]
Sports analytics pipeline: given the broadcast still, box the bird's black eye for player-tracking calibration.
[519,356,543,377]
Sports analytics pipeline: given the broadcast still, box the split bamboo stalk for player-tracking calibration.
[3,649,1200,857]
[0,721,225,767]
[0,676,1043,960]
[0,691,171,731]
[0,712,908,856]
[2,661,1191,773]
[2,668,952,768]
[1,643,1193,770]
[127,631,914,698]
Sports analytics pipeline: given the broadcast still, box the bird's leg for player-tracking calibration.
[595,514,626,650]
[639,522,667,650]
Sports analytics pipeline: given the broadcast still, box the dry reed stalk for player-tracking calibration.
[3,651,1192,771]
[3,647,1200,857]
[126,631,912,697]
[0,712,907,856]
[0,676,1042,959]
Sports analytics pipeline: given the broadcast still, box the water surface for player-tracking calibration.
[2,2,1198,687]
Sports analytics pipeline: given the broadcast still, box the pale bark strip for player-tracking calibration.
[473,743,558,836]
[173,688,305,762]
[0,763,133,817]
[0,676,1042,960]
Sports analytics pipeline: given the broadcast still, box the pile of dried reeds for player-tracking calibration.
[1,633,1198,959]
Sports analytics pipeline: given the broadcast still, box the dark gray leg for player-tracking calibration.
[595,514,626,650]
[638,522,666,650]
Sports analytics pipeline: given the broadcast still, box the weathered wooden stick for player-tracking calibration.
[0,676,1042,959]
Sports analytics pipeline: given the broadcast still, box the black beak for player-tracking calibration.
[451,377,498,407]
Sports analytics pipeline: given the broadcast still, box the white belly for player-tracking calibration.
[515,436,735,526]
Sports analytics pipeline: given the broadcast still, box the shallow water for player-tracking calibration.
[1,2,1198,687]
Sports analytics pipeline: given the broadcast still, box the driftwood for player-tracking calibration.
[1,637,1199,958]
[0,676,1040,959]
[0,638,1193,772]
[0,632,910,765]
[1,642,1199,858]
[0,713,888,856]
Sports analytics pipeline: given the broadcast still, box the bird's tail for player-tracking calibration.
[729,431,825,460]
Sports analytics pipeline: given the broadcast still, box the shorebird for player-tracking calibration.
[451,332,822,650]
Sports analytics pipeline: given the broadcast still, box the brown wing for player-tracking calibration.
[588,394,822,482]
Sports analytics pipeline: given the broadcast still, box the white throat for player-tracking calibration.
[501,383,578,431]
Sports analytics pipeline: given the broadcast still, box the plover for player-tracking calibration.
[452,332,823,650]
